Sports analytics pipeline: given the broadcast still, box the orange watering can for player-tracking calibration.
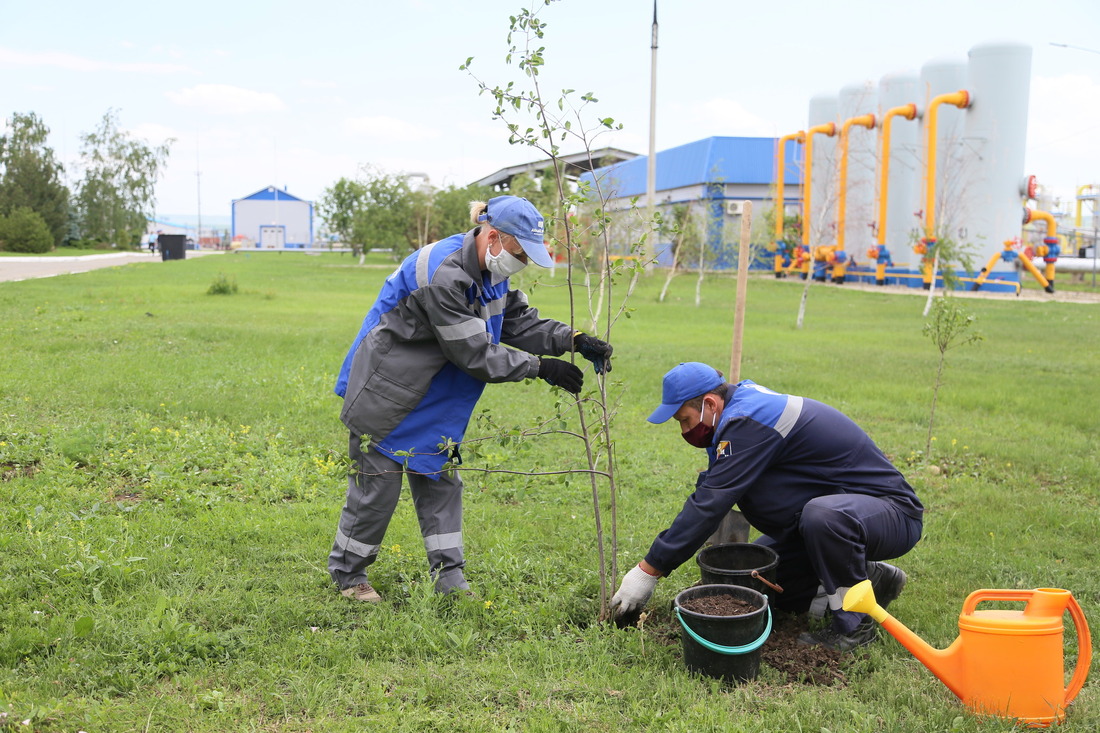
[844,581,1092,727]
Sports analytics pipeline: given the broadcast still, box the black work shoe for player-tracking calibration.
[867,561,907,610]
[797,617,877,652]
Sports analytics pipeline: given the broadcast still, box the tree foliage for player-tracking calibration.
[0,206,54,253]
[352,166,415,254]
[75,109,171,248]
[428,182,494,241]
[0,112,69,248]
[318,172,494,257]
[317,177,367,254]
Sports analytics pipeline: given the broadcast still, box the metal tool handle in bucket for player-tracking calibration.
[675,607,772,655]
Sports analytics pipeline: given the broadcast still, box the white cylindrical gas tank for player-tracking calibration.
[837,81,878,255]
[878,71,922,257]
[919,57,968,247]
[808,93,839,246]
[963,41,1032,273]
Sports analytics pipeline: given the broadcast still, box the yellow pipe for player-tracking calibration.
[801,123,838,248]
[1026,208,1057,239]
[1074,183,1096,253]
[1025,208,1059,284]
[922,90,970,241]
[972,248,1006,288]
[836,113,876,254]
[876,104,918,247]
[774,132,805,241]
[1019,251,1051,289]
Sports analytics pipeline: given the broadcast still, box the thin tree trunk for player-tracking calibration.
[796,278,811,329]
[926,354,945,456]
[922,250,940,317]
[658,230,685,302]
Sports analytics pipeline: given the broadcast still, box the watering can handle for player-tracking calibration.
[961,589,1034,615]
[1065,594,1092,706]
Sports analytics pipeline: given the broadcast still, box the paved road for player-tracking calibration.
[0,251,221,283]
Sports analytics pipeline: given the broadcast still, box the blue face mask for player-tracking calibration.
[681,401,716,448]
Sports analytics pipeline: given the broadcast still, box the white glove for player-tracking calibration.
[612,565,660,616]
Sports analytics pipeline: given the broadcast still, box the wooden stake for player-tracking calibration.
[729,201,753,382]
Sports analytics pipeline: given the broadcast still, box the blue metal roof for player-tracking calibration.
[233,185,309,204]
[581,136,802,198]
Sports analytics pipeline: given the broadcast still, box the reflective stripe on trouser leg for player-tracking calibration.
[328,434,404,588]
[408,467,467,592]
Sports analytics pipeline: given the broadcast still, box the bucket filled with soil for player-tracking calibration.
[673,584,771,683]
[696,542,780,601]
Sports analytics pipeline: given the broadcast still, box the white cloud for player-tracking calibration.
[0,46,190,74]
[166,84,286,115]
[684,98,776,137]
[1026,74,1100,198]
[343,115,439,142]
[1028,74,1100,154]
[126,123,178,145]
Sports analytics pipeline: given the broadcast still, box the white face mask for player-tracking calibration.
[485,242,527,283]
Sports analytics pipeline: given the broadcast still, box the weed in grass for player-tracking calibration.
[206,273,238,295]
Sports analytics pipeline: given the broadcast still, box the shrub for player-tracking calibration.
[0,207,54,253]
[206,273,238,295]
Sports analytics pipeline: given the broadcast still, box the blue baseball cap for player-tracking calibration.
[484,195,553,268]
[647,362,725,424]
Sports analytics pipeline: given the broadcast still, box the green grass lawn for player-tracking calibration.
[1,253,1097,731]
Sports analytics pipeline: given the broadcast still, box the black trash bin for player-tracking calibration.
[159,234,186,261]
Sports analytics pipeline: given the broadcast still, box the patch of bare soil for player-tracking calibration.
[761,612,848,686]
[1,461,39,481]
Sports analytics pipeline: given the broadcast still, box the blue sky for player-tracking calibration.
[2,0,1098,220]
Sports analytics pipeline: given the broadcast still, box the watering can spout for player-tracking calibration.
[843,580,967,699]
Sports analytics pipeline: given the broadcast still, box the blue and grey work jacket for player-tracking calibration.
[644,380,924,574]
[336,229,574,477]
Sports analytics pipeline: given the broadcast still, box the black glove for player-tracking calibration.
[573,332,613,374]
[537,358,583,394]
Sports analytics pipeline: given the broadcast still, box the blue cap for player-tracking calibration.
[647,362,725,424]
[484,195,553,268]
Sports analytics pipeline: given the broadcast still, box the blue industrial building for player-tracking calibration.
[581,136,802,269]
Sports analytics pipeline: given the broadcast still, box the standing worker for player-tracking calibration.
[329,196,613,601]
[612,362,922,651]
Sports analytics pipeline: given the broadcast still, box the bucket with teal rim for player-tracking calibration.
[673,584,771,683]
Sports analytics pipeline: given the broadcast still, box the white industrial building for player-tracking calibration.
[231,186,314,248]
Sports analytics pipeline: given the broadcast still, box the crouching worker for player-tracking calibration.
[612,362,922,651]
[329,196,613,601]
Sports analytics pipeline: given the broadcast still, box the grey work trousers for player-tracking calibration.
[328,434,468,594]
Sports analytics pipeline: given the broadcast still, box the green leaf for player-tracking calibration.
[74,616,94,637]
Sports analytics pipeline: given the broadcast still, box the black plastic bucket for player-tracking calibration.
[697,542,779,601]
[673,584,771,683]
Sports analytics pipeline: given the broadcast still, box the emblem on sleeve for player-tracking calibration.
[717,440,731,458]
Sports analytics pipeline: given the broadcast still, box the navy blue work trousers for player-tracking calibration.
[755,493,922,613]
